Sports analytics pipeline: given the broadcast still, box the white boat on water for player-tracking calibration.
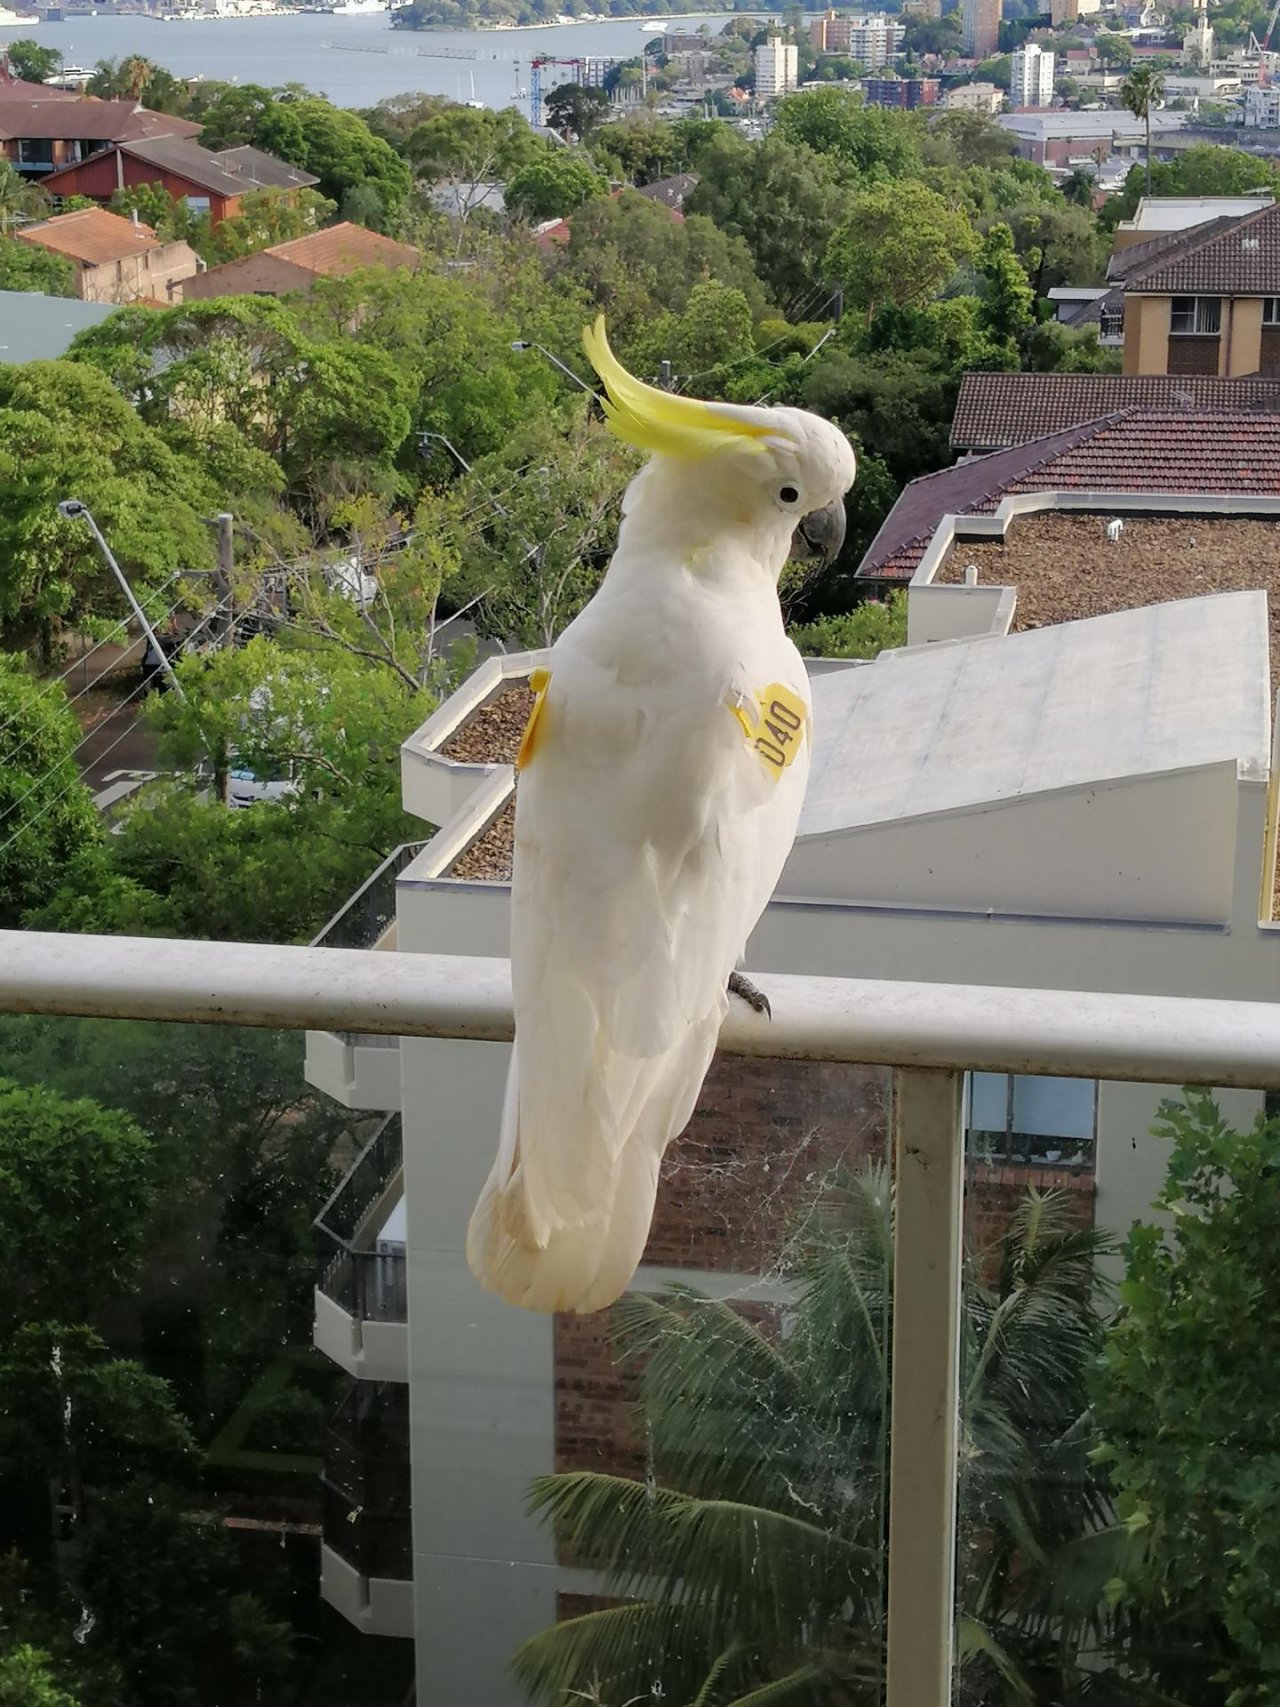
[326,0,387,13]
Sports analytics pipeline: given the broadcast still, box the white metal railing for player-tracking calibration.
[4,928,1280,1707]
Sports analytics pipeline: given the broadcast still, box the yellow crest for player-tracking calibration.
[582,315,785,463]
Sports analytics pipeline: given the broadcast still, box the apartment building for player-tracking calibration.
[754,35,799,98]
[961,0,1001,60]
[1112,198,1280,377]
[306,544,1280,1698]
[1010,41,1055,106]
[15,206,200,305]
[809,8,904,67]
[865,75,940,108]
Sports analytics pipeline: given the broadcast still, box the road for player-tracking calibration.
[76,699,161,807]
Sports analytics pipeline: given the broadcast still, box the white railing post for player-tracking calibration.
[886,1066,965,1707]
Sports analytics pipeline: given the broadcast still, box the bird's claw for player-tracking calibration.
[728,971,771,1019]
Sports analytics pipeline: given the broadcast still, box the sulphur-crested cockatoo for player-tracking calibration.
[467,318,855,1314]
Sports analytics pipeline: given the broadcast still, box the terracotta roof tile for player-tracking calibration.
[16,206,161,264]
[1124,198,1280,295]
[263,221,420,275]
[860,409,1280,583]
[950,371,1280,450]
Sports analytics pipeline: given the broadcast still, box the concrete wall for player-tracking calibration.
[1122,292,1173,374]
[783,764,1244,922]
[399,1033,557,1707]
[905,581,1015,646]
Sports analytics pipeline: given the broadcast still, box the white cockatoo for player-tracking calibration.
[466,318,856,1314]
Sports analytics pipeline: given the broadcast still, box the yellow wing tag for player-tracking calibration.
[516,667,551,772]
[730,682,807,777]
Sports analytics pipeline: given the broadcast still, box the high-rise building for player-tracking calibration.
[809,9,905,68]
[1010,41,1055,106]
[865,75,941,107]
[754,34,799,99]
[961,0,1001,59]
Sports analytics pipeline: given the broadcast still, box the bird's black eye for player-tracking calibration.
[779,484,800,505]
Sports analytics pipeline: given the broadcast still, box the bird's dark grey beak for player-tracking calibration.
[792,498,846,566]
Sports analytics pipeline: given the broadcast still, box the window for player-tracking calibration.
[1264,298,1280,325]
[1099,306,1124,339]
[966,1072,1097,1167]
[1170,295,1222,335]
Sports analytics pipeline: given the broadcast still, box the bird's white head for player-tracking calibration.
[582,316,856,581]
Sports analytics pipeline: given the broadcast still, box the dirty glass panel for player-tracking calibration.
[953,1077,1275,1704]
[0,1014,414,1707]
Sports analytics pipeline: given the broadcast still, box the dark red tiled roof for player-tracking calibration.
[1105,216,1236,285]
[1124,198,1280,295]
[950,371,1280,450]
[860,409,1280,583]
[0,98,198,144]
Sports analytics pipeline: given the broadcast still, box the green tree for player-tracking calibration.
[0,1644,81,1707]
[69,297,414,497]
[1094,1092,1280,1704]
[515,1175,1120,1704]
[505,151,607,222]
[553,191,766,346]
[0,360,216,636]
[791,591,906,658]
[253,98,412,229]
[1122,65,1165,196]
[0,233,73,296]
[406,101,543,245]
[774,86,921,177]
[589,110,681,185]
[828,179,977,318]
[6,40,61,85]
[0,655,101,927]
[455,406,633,646]
[0,160,49,234]
[685,130,848,316]
[543,81,611,141]
[0,1082,153,1329]
[1096,30,1134,64]
[977,220,1035,352]
[185,80,282,150]
[199,186,335,265]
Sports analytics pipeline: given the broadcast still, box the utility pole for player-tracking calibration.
[56,500,185,700]
[211,512,234,649]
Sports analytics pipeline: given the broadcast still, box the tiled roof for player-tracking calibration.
[860,409,1280,582]
[633,172,697,211]
[262,221,420,275]
[950,371,1280,450]
[16,206,161,264]
[0,68,79,101]
[0,97,199,143]
[42,133,317,197]
[1124,198,1280,295]
[1104,216,1234,284]
[212,144,321,191]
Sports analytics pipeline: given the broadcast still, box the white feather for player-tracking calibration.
[466,411,853,1314]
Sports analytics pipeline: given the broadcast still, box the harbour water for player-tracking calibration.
[12,11,736,111]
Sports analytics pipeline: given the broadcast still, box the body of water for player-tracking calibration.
[12,11,741,112]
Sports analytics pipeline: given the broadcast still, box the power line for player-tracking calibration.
[0,577,179,744]
[0,589,234,843]
[0,580,191,784]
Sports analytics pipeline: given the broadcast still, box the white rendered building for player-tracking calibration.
[754,35,799,98]
[1010,41,1056,107]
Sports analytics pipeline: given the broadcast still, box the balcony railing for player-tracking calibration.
[4,927,1280,1707]
[315,1115,405,1324]
[312,843,424,954]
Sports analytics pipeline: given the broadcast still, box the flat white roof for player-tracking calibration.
[800,593,1270,836]
[1121,194,1273,231]
[999,109,1187,137]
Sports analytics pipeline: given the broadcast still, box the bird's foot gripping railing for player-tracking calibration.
[5,929,1280,1707]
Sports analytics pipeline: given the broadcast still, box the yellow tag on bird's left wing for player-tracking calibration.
[729,682,807,777]
[516,667,552,772]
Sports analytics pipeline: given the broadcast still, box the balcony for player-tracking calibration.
[305,843,424,1111]
[6,929,1280,1707]
[320,1383,413,1638]
[314,1113,407,1383]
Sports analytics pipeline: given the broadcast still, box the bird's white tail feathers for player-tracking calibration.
[466,1023,719,1313]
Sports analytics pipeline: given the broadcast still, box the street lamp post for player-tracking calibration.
[510,340,596,394]
[57,500,186,700]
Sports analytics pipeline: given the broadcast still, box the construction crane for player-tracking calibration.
[1251,0,1280,83]
[324,38,626,125]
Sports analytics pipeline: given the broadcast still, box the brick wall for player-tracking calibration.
[965,1162,1096,1280]
[643,1055,890,1273]
[1168,334,1221,376]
